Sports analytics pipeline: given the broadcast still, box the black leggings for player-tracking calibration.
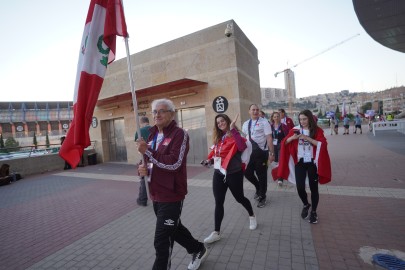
[212,170,254,232]
[294,159,319,211]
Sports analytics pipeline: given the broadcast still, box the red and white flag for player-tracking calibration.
[59,0,128,168]
[341,101,347,118]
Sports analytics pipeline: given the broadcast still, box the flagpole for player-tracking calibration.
[123,27,151,201]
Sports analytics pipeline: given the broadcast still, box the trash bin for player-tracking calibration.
[87,153,97,165]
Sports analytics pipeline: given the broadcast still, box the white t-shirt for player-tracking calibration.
[242,117,272,150]
[297,129,313,159]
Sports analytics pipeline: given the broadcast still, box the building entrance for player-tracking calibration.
[103,118,127,162]
[176,107,208,164]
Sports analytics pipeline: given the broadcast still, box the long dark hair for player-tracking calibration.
[213,114,239,144]
[299,110,318,138]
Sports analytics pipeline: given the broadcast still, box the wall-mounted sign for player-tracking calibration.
[212,96,228,113]
[62,123,69,129]
[91,117,98,128]
[16,125,24,132]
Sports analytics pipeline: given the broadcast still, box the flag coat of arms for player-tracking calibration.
[59,0,128,168]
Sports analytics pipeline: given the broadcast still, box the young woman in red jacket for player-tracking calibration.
[202,113,257,244]
[275,110,331,224]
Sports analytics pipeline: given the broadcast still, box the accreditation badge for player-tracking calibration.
[213,157,222,169]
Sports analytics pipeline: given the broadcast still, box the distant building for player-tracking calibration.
[0,102,72,140]
[284,69,296,102]
[260,87,287,105]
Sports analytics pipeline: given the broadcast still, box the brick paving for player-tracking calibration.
[0,126,404,270]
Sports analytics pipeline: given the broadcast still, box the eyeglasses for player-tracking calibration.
[152,109,172,115]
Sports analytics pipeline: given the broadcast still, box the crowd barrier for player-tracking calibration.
[372,120,405,136]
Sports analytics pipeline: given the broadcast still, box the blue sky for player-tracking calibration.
[1,0,404,101]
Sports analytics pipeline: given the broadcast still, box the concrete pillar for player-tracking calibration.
[24,123,29,136]
[11,123,16,137]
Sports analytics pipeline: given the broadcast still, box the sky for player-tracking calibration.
[1,0,404,102]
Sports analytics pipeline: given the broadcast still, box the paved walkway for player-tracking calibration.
[1,127,404,270]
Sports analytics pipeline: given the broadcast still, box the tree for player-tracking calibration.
[45,132,50,148]
[33,133,38,149]
[0,133,6,153]
[0,133,4,149]
[5,137,19,149]
[317,109,323,118]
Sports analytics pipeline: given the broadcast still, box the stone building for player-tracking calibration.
[89,20,261,164]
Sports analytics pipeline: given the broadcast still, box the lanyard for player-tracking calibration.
[299,128,311,152]
[273,123,281,137]
[249,119,259,137]
[214,134,227,157]
[152,132,164,150]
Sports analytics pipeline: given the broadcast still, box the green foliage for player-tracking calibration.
[5,137,19,149]
[347,113,354,120]
[0,134,6,153]
[45,132,50,148]
[33,133,38,149]
[335,105,340,114]
[0,134,4,148]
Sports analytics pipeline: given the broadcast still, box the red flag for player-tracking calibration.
[59,0,128,168]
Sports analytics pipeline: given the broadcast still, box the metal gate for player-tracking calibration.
[176,107,208,164]
[104,118,127,162]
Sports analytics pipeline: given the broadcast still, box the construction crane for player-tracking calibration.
[274,33,360,114]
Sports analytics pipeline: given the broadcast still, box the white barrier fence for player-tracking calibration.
[372,120,405,136]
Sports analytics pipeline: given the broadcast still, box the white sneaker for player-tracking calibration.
[187,245,207,270]
[204,231,221,244]
[249,216,257,230]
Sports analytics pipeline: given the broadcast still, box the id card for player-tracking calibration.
[213,157,222,169]
[273,139,278,145]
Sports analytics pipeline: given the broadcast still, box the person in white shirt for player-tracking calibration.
[242,104,275,208]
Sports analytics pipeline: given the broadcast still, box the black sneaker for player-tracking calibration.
[309,211,318,224]
[253,193,260,200]
[187,245,207,270]
[301,204,311,219]
[257,198,267,208]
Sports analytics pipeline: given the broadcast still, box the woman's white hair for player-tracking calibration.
[151,98,176,112]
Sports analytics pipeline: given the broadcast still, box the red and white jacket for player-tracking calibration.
[272,127,332,184]
[207,128,248,175]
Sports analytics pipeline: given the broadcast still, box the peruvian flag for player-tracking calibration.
[59,0,128,168]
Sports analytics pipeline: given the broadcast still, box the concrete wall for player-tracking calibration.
[1,149,95,177]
